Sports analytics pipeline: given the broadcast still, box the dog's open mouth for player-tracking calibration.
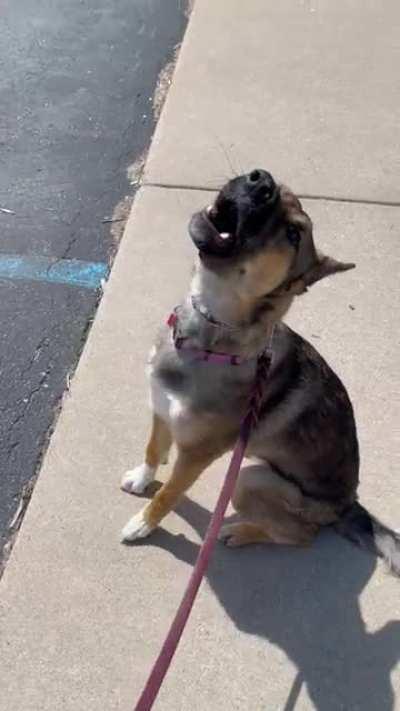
[208,199,238,236]
[189,170,279,258]
[188,203,238,257]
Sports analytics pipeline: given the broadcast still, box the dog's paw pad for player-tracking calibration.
[121,464,155,495]
[121,510,154,542]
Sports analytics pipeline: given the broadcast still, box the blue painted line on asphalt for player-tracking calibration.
[0,254,109,289]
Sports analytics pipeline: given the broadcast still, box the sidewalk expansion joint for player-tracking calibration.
[143,181,400,208]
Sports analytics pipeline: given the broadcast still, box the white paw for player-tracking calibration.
[121,464,155,495]
[121,510,154,542]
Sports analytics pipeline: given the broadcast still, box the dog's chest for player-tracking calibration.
[148,369,186,424]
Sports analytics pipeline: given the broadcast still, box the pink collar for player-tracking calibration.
[167,309,273,366]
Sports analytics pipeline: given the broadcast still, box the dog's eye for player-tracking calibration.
[286,225,301,248]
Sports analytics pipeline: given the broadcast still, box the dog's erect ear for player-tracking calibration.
[302,252,355,288]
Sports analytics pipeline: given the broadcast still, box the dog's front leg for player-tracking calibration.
[121,444,219,542]
[121,413,172,495]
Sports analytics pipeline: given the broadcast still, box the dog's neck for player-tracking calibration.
[190,294,241,332]
[190,264,249,327]
[177,263,288,358]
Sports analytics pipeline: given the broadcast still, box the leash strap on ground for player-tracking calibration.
[134,352,272,711]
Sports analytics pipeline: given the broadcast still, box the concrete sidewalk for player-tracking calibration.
[1,2,399,710]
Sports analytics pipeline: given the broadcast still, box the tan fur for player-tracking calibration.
[145,414,172,468]
[142,445,220,529]
[192,244,295,326]
[219,519,317,547]
[219,464,336,548]
[141,418,235,529]
[219,521,273,547]
[241,246,295,298]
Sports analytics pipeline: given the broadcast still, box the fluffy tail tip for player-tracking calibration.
[335,502,400,576]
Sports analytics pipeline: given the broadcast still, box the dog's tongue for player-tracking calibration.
[189,209,236,256]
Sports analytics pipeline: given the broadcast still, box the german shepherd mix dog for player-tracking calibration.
[121,169,400,574]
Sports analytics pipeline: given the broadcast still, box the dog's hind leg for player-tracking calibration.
[121,413,172,495]
[219,518,318,548]
[219,463,320,548]
[218,521,273,547]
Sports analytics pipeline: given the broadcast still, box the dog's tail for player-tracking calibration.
[334,501,400,576]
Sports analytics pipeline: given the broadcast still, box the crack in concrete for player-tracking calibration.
[142,181,400,208]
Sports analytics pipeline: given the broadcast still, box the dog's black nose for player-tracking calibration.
[246,169,276,202]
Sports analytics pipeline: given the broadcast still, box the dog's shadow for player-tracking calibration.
[139,489,400,710]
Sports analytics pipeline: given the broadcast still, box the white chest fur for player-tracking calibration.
[147,359,214,449]
[148,368,186,424]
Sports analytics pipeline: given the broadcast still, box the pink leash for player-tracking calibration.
[134,350,272,711]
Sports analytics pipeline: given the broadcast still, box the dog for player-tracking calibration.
[121,169,400,574]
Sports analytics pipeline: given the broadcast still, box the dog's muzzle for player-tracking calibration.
[189,169,278,257]
[189,209,237,257]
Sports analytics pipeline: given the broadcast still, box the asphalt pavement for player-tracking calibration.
[0,0,188,565]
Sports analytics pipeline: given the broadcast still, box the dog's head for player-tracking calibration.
[189,170,354,306]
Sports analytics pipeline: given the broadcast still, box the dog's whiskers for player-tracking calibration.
[213,134,240,178]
